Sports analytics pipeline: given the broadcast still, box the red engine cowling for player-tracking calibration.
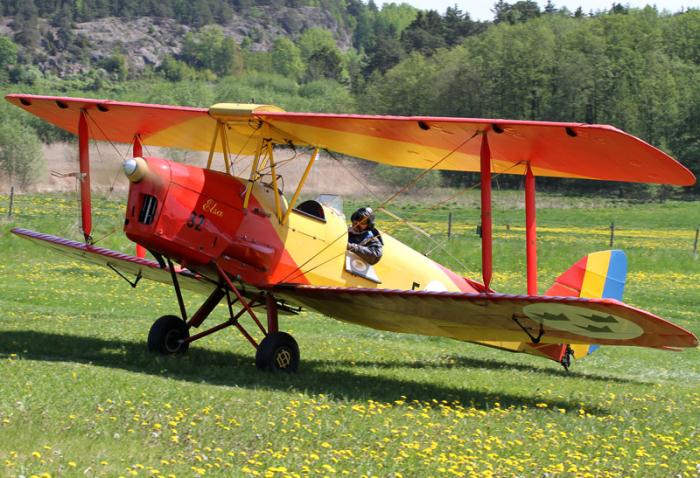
[124,157,280,283]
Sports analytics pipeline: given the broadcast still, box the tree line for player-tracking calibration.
[0,1,698,197]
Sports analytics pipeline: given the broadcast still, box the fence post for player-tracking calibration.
[447,212,452,240]
[694,228,699,260]
[7,186,13,218]
[609,221,615,248]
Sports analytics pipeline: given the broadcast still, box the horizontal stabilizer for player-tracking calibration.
[484,251,628,365]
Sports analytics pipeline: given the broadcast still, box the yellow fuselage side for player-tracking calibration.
[250,184,474,293]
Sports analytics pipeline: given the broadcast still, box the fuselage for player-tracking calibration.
[123,157,479,293]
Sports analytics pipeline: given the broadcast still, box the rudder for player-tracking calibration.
[545,250,627,366]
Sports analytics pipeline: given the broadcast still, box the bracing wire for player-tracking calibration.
[278,132,483,282]
[408,160,525,219]
[231,120,264,165]
[377,131,480,209]
[315,141,525,275]
[84,111,130,162]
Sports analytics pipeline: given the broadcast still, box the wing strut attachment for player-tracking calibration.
[512,314,545,343]
[480,133,492,289]
[525,163,538,295]
[78,110,92,242]
[107,263,143,288]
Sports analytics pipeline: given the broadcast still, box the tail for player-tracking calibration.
[477,250,627,369]
[544,250,628,367]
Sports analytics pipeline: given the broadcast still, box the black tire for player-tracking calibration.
[255,332,299,372]
[148,315,190,354]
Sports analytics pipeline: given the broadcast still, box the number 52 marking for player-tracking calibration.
[187,212,205,231]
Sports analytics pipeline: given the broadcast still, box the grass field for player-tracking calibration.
[0,192,699,478]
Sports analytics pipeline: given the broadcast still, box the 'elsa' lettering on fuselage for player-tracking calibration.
[202,199,224,217]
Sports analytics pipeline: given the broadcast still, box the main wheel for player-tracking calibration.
[148,315,190,354]
[255,332,299,372]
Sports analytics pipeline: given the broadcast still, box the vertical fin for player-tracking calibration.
[545,250,627,363]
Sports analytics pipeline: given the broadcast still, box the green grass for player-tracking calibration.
[0,192,699,478]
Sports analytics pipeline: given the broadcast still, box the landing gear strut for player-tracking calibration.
[148,259,299,372]
[560,345,574,371]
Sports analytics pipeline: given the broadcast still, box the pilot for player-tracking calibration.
[347,207,383,264]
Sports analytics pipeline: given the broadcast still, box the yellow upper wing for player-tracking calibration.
[6,94,695,185]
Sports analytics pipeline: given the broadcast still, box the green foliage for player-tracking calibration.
[0,118,43,188]
[362,21,404,76]
[0,35,17,68]
[296,27,337,62]
[363,9,700,194]
[361,52,446,115]
[8,65,42,85]
[294,79,355,112]
[180,26,244,78]
[271,37,304,81]
[305,44,346,83]
[662,9,700,64]
[156,55,198,82]
[97,54,128,81]
[493,0,541,25]
[215,72,296,105]
[294,28,347,83]
[377,2,418,34]
[243,49,273,75]
[0,3,698,198]
[137,80,215,107]
[401,10,447,56]
[12,0,40,49]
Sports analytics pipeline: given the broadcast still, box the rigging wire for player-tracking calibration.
[231,120,264,167]
[279,132,483,282]
[80,111,133,245]
[407,160,525,219]
[319,139,525,275]
[377,131,480,210]
[84,111,130,162]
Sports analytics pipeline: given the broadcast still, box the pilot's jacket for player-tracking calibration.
[347,227,383,265]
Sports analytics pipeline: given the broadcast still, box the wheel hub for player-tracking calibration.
[274,348,292,369]
[164,330,183,353]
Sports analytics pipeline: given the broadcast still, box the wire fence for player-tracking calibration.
[3,189,699,262]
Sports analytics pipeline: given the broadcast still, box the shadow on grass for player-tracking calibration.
[0,330,613,414]
[335,355,638,385]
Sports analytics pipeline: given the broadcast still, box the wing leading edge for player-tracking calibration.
[274,285,698,349]
[11,228,216,295]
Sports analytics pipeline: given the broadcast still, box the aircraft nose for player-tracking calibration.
[123,157,149,183]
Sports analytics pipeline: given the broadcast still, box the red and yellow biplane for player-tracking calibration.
[6,93,698,372]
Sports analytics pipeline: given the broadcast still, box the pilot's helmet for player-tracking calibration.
[351,207,375,229]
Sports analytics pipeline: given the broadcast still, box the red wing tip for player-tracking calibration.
[5,93,208,113]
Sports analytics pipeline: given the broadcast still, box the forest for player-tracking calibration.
[0,0,698,197]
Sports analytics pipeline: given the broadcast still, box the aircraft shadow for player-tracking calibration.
[0,331,613,414]
[329,355,637,385]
